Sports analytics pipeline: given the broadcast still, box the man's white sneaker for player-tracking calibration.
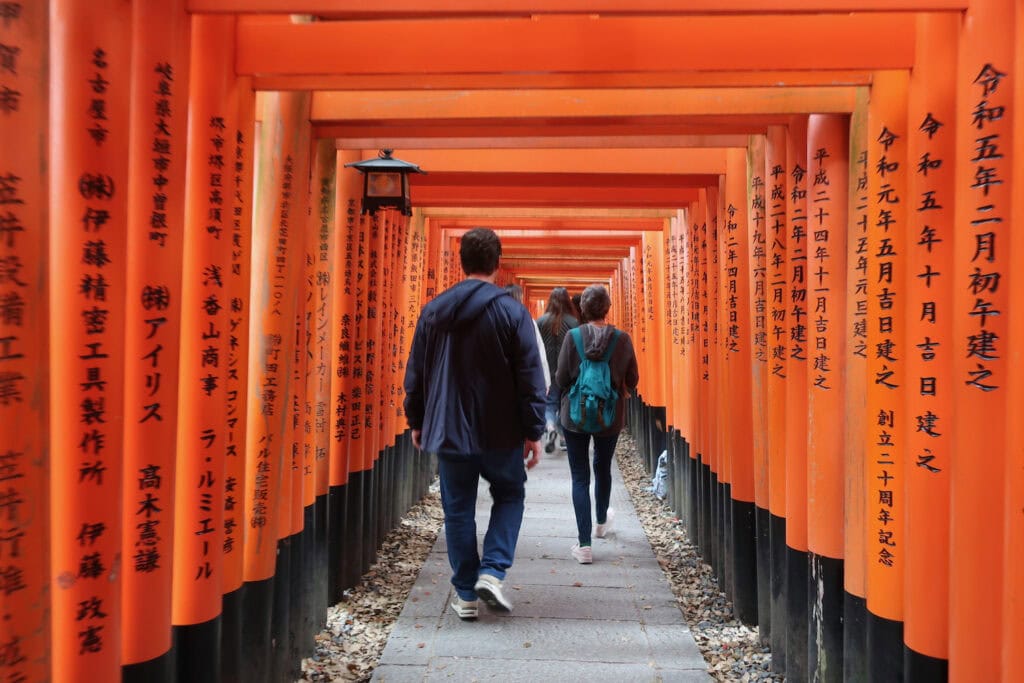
[474,573,513,612]
[595,507,615,538]
[571,543,593,564]
[450,596,478,620]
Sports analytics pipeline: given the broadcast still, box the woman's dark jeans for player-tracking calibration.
[563,429,620,545]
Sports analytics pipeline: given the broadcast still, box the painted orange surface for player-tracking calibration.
[804,113,849,561]
[223,79,257,595]
[311,88,861,123]
[172,13,237,626]
[243,90,311,582]
[236,15,915,76]
[783,117,808,554]
[903,11,956,662]
[949,0,1013,678]
[49,1,131,679]
[764,125,789,519]
[746,137,771,511]
[843,91,869,603]
[864,70,908,623]
[191,0,968,14]
[328,150,362,488]
[1,3,49,681]
[724,148,755,504]
[122,0,189,662]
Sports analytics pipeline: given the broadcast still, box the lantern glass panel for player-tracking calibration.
[366,172,403,198]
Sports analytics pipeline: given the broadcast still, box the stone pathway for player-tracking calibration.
[372,447,711,682]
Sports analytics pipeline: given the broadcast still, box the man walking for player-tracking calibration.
[404,228,546,619]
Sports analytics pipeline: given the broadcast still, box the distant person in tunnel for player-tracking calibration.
[404,227,547,620]
[556,284,639,564]
[505,283,551,394]
[571,292,585,323]
[536,287,579,454]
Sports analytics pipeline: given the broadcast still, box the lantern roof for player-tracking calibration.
[344,149,426,174]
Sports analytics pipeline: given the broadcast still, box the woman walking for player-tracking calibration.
[555,285,639,564]
[536,287,578,453]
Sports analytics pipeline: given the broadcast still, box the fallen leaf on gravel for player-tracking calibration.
[572,581,583,587]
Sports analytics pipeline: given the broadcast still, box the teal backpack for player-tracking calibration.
[567,327,621,433]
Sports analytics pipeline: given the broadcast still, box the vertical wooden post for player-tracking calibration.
[1004,3,1024,672]
[843,87,870,683]
[49,1,131,679]
[746,135,772,640]
[220,75,256,682]
[763,123,790,674]
[0,4,48,683]
[784,116,810,681]
[903,12,957,679]
[950,1,1013,679]
[171,14,237,681]
[805,113,849,682]
[121,1,188,679]
[307,138,336,630]
[724,148,757,626]
[865,69,909,681]
[328,150,360,598]
[241,89,310,683]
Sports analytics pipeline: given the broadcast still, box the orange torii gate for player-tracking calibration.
[6,2,1024,682]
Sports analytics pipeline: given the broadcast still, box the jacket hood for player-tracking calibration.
[582,323,617,359]
[426,279,508,331]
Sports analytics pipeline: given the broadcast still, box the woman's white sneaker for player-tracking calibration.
[595,507,615,538]
[571,543,593,564]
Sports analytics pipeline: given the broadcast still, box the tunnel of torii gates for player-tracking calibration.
[4,1,1024,682]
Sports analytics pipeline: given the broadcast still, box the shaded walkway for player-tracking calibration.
[372,446,710,681]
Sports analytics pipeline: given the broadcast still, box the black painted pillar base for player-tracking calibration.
[867,609,904,682]
[346,469,366,582]
[723,481,734,602]
[314,493,329,628]
[240,577,274,683]
[698,456,711,559]
[808,552,844,682]
[755,505,772,643]
[844,592,868,683]
[327,482,349,602]
[785,545,809,681]
[731,498,758,626]
[686,446,698,545]
[271,536,292,683]
[711,470,723,586]
[769,514,788,673]
[172,614,221,683]
[905,644,948,682]
[122,648,174,683]
[220,585,243,683]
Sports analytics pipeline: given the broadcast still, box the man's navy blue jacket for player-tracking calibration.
[403,278,547,455]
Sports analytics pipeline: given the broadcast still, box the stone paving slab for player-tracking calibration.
[373,447,708,681]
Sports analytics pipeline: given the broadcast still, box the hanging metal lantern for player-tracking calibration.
[344,148,426,216]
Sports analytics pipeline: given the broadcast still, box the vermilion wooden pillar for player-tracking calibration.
[723,148,757,626]
[843,88,870,683]
[49,1,130,679]
[805,113,849,682]
[763,124,789,673]
[241,89,310,683]
[865,69,909,681]
[950,0,1013,679]
[904,12,957,680]
[784,116,809,682]
[221,75,256,682]
[327,150,361,598]
[171,14,236,681]
[1,4,49,683]
[307,138,337,633]
[746,135,772,642]
[1003,3,1024,672]
[121,2,188,680]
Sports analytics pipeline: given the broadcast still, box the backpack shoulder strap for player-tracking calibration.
[570,326,585,359]
[601,329,621,362]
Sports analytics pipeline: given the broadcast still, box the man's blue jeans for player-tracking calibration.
[564,430,620,545]
[437,446,527,601]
